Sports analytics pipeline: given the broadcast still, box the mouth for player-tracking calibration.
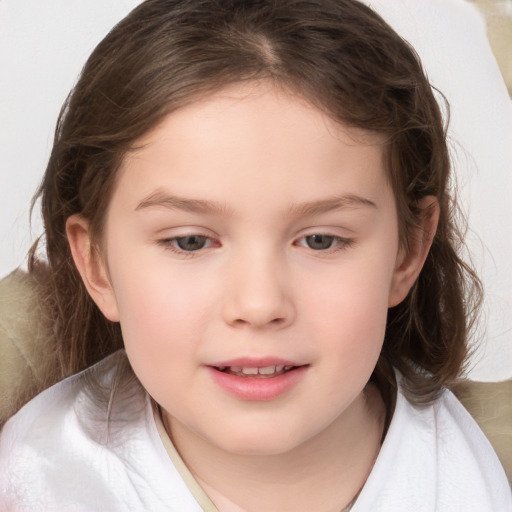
[207,361,308,400]
[212,365,301,378]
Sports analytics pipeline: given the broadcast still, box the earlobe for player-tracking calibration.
[66,215,120,322]
[388,197,440,307]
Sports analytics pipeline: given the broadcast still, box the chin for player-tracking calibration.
[209,425,310,457]
[222,439,296,457]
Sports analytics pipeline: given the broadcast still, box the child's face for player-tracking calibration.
[81,82,412,455]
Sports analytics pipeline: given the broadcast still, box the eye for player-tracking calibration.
[174,235,209,251]
[304,234,336,250]
[158,234,216,253]
[295,233,353,252]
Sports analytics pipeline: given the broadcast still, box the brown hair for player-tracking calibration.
[30,0,481,403]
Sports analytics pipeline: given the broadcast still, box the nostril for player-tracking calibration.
[230,316,285,327]
[222,293,295,329]
[231,318,249,327]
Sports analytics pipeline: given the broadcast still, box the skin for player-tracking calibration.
[67,81,438,512]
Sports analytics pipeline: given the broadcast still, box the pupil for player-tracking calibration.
[307,234,334,250]
[177,235,207,251]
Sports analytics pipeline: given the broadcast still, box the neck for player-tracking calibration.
[164,384,387,512]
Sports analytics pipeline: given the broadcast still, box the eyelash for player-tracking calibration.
[294,234,354,253]
[157,233,354,256]
[157,235,217,257]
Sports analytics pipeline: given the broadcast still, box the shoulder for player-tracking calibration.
[0,351,133,447]
[354,377,512,512]
[0,353,140,509]
[0,351,201,511]
[0,352,126,507]
[428,388,511,503]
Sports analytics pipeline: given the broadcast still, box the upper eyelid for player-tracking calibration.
[294,234,352,244]
[155,225,216,235]
[159,234,216,244]
[294,228,353,240]
[156,230,352,240]
[157,235,219,256]
[155,228,353,243]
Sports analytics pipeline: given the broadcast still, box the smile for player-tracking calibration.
[215,365,297,378]
[207,363,308,401]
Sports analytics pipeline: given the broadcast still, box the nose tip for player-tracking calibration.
[228,310,290,329]
[221,261,295,329]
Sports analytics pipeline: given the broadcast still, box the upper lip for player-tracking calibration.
[208,357,304,368]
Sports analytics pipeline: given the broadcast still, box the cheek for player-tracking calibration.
[113,275,209,404]
[308,285,389,406]
[121,286,197,332]
[311,286,389,359]
[108,255,226,380]
[300,254,394,360]
[112,250,214,321]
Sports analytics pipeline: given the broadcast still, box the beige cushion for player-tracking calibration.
[471,0,512,95]
[0,270,59,426]
[453,379,512,484]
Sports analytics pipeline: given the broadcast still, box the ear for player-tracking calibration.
[66,215,120,322]
[388,196,440,307]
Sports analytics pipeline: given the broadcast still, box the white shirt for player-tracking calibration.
[0,352,510,511]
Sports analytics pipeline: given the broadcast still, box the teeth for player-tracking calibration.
[241,367,259,375]
[215,364,298,376]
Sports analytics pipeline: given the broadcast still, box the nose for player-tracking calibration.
[221,250,295,329]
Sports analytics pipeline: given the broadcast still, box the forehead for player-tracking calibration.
[132,80,383,154]
[113,81,390,214]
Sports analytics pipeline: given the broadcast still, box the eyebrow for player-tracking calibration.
[135,191,232,215]
[287,194,377,216]
[135,191,377,216]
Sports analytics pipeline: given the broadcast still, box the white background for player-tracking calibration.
[1,0,511,381]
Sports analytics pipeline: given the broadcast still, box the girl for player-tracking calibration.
[0,0,510,510]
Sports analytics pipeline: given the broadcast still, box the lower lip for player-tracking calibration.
[207,366,308,401]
